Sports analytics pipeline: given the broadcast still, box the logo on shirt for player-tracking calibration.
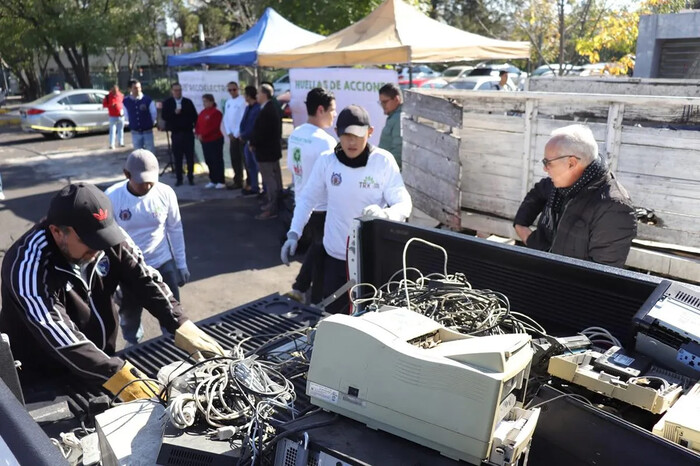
[330,172,342,186]
[359,176,380,189]
[119,208,132,221]
[292,147,302,176]
[95,256,110,277]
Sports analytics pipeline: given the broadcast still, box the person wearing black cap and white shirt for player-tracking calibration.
[281,105,412,314]
[0,183,224,401]
[105,149,190,346]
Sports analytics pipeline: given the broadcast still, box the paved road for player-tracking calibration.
[0,126,301,350]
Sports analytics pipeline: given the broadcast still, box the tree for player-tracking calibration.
[0,13,48,99]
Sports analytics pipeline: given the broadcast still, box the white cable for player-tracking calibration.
[167,393,197,429]
[402,238,449,311]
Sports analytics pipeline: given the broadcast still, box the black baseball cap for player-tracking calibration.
[47,183,125,250]
[336,105,370,137]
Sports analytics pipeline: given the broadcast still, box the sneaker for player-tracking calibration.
[109,145,115,150]
[214,183,226,189]
[204,182,216,189]
[188,178,195,186]
[284,289,304,303]
[119,143,125,147]
[241,188,257,197]
[175,180,183,187]
[0,192,5,201]
[255,210,278,220]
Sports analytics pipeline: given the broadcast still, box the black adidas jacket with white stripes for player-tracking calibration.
[0,221,188,384]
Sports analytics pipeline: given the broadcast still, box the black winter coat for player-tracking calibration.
[249,101,282,162]
[513,172,637,268]
[161,97,198,133]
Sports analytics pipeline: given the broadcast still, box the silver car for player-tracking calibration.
[20,89,111,139]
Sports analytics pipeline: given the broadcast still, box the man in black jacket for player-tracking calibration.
[161,82,198,186]
[250,83,282,220]
[513,124,636,268]
[0,183,225,401]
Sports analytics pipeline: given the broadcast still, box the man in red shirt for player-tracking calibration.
[103,84,125,149]
[195,94,225,189]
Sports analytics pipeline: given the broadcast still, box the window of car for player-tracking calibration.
[476,81,496,90]
[446,81,477,90]
[62,93,93,105]
[276,75,289,83]
[443,68,463,77]
[91,93,106,104]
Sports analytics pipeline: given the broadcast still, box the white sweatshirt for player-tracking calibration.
[223,95,246,138]
[105,180,187,269]
[290,146,412,261]
[287,123,337,212]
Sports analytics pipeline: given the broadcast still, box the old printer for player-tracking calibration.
[633,280,700,378]
[306,307,539,465]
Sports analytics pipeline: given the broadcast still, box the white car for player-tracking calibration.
[444,76,504,91]
[273,74,290,95]
[442,66,474,82]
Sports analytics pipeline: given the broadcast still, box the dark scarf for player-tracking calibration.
[540,158,606,243]
[334,142,373,168]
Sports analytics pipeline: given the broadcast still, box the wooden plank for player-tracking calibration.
[403,91,463,127]
[460,211,517,238]
[462,114,524,133]
[407,185,460,229]
[402,119,460,163]
[620,125,700,151]
[460,192,521,219]
[403,141,460,186]
[522,100,538,198]
[605,103,625,173]
[617,144,700,180]
[403,162,460,211]
[638,223,700,248]
[626,189,700,218]
[459,128,524,159]
[461,173,522,200]
[617,173,700,201]
[460,153,522,178]
[528,76,700,97]
[535,118,608,140]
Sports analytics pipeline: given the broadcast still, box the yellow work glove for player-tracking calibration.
[103,361,160,402]
[174,320,226,360]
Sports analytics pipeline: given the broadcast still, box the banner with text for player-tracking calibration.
[289,68,398,146]
[178,70,239,114]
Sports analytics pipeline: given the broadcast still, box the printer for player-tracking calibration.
[633,280,700,378]
[306,307,539,466]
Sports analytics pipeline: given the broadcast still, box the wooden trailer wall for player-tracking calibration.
[402,89,700,283]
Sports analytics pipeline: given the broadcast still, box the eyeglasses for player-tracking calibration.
[228,88,238,92]
[541,155,580,168]
[378,98,392,106]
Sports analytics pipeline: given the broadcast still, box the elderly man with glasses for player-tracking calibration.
[513,124,636,268]
[223,81,247,190]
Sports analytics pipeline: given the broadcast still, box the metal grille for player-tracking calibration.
[659,39,700,78]
[277,438,320,466]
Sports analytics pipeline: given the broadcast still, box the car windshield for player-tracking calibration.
[443,68,463,77]
[468,68,493,76]
[447,81,478,90]
[30,93,61,105]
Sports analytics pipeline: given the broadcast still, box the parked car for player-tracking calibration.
[469,63,527,89]
[419,78,450,89]
[531,63,584,77]
[441,66,474,82]
[444,76,502,91]
[19,89,112,139]
[397,65,441,81]
[273,74,290,95]
[398,76,433,89]
[276,90,293,119]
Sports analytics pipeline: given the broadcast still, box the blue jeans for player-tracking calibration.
[131,130,155,153]
[244,142,260,193]
[109,116,124,147]
[119,259,180,345]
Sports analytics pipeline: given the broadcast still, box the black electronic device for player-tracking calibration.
[632,280,700,378]
[593,346,651,380]
[157,423,242,466]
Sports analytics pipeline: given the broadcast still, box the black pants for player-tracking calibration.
[229,137,245,186]
[323,255,350,315]
[202,138,225,183]
[171,131,195,182]
[293,211,326,304]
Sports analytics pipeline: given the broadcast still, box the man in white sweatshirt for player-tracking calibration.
[284,88,337,305]
[281,105,412,314]
[223,81,247,190]
[106,149,190,345]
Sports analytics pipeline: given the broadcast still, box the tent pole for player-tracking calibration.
[255,66,261,87]
[408,63,413,89]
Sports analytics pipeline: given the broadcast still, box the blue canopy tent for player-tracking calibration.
[167,8,324,66]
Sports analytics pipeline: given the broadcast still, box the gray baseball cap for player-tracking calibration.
[125,149,159,184]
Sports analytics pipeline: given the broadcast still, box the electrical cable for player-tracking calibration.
[526,392,594,410]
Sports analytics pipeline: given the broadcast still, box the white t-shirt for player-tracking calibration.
[287,123,337,212]
[290,146,412,261]
[223,95,246,138]
[105,180,187,269]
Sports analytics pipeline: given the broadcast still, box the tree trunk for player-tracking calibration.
[558,0,565,76]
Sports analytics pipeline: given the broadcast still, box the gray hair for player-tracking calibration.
[548,124,599,166]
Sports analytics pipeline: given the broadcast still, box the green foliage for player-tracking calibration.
[144,77,173,100]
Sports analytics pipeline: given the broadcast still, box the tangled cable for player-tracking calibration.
[350,237,547,337]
